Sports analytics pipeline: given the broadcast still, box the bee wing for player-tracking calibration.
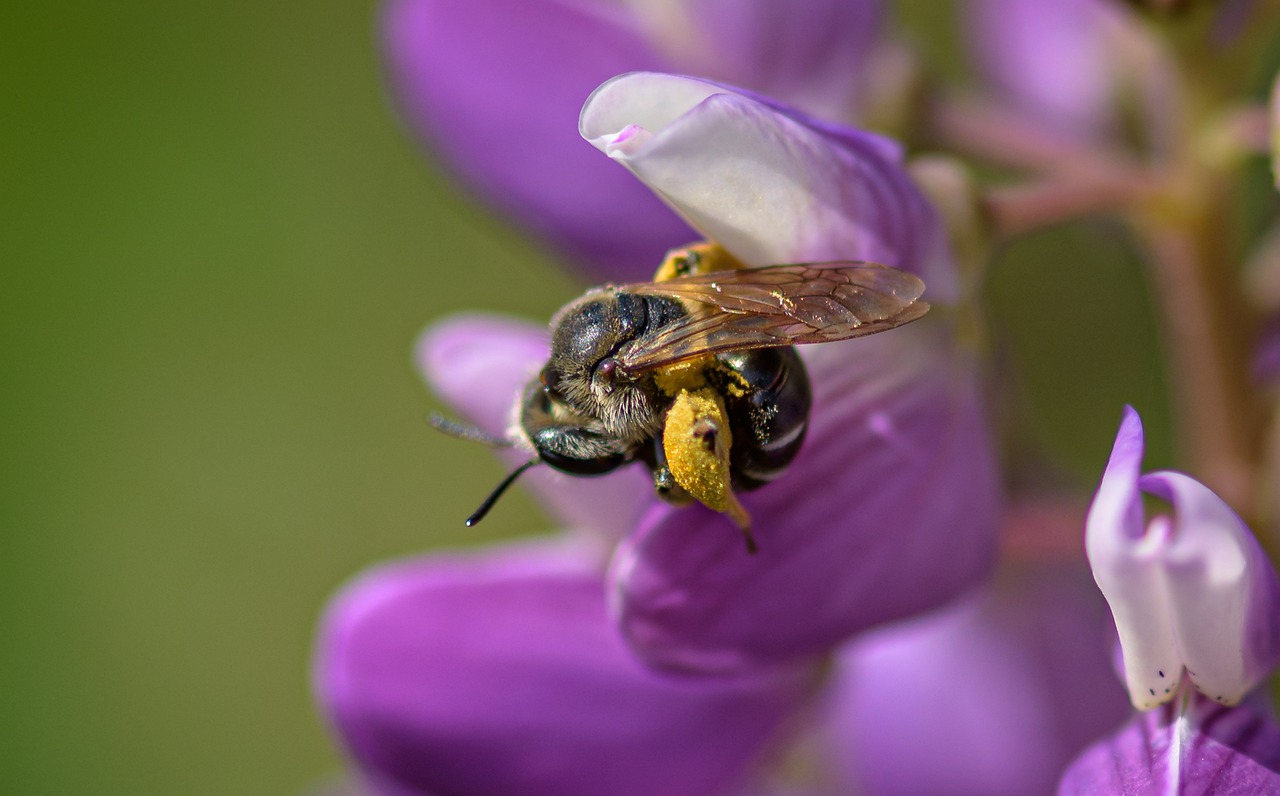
[616,262,929,373]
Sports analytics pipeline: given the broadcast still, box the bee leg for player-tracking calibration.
[653,241,748,282]
[650,431,685,502]
[654,464,677,497]
[663,387,757,552]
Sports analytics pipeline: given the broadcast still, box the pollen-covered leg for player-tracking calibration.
[653,241,747,281]
[663,387,756,551]
[650,432,691,505]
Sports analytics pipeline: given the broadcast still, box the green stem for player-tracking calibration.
[1133,212,1261,513]
[925,95,1082,174]
[984,171,1158,240]
[1128,8,1272,516]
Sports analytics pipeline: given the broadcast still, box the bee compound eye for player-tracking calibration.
[540,366,561,394]
[591,358,621,396]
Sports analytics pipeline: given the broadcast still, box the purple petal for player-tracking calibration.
[1089,405,1148,543]
[416,313,547,436]
[1058,697,1280,795]
[609,321,1001,672]
[580,73,957,303]
[965,0,1121,140]
[825,557,1129,796]
[1087,407,1280,709]
[417,315,652,538]
[315,540,815,796]
[628,0,884,121]
[382,0,694,281]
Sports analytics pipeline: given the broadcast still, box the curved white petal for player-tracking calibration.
[1086,407,1280,709]
[580,72,957,302]
[1087,522,1183,709]
[1086,409,1181,709]
[1143,471,1278,705]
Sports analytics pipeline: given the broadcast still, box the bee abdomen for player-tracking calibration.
[713,347,811,490]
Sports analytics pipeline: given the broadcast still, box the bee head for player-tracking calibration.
[537,291,666,444]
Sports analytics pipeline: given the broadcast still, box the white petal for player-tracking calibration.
[579,72,957,301]
[1143,471,1269,704]
[1086,407,1280,709]
[1086,408,1193,708]
[581,73,722,151]
[1088,513,1184,710]
[584,74,827,266]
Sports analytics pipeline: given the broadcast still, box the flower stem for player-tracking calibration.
[931,95,1160,238]
[1135,218,1261,511]
[1127,17,1269,515]
[926,95,1138,178]
[1212,104,1270,158]
[984,172,1158,239]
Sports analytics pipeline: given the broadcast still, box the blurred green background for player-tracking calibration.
[1,1,577,792]
[0,1,1178,794]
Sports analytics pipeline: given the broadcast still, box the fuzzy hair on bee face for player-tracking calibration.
[541,293,666,445]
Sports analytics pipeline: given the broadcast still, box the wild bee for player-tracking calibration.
[434,242,929,552]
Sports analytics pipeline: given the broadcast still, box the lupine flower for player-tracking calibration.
[314,73,1002,793]
[1059,406,1280,793]
[308,0,1280,792]
[315,539,819,796]
[580,73,993,672]
[316,321,1113,796]
[381,0,883,280]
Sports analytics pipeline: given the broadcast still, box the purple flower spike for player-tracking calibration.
[580,73,958,303]
[315,541,817,796]
[417,315,651,538]
[1062,408,1280,795]
[1086,406,1280,710]
[576,72,997,671]
[382,0,694,281]
[610,322,1000,672]
[1058,697,1280,795]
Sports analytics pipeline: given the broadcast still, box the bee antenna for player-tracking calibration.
[429,414,513,448]
[465,458,540,527]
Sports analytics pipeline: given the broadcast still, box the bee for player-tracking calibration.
[434,242,929,552]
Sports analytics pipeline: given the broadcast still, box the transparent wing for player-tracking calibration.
[617,262,929,373]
